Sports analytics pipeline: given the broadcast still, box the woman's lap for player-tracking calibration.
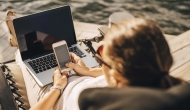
[15,49,51,106]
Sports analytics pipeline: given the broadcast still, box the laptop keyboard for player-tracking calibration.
[69,46,86,58]
[28,46,86,74]
[28,54,57,74]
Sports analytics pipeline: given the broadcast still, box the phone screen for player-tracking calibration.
[54,44,71,70]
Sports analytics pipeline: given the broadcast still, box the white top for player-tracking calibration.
[53,75,107,110]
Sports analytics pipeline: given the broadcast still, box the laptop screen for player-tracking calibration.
[13,6,76,60]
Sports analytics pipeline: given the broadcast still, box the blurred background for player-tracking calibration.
[0,0,189,35]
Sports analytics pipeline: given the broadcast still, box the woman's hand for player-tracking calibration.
[66,53,103,77]
[52,68,68,88]
[66,52,90,76]
[30,69,68,110]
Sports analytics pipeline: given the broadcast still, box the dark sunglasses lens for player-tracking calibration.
[95,54,103,65]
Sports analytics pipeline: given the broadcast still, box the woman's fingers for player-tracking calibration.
[65,62,76,68]
[69,52,80,63]
[54,68,69,77]
[53,68,68,88]
[62,71,69,77]
[54,68,61,77]
[69,52,77,59]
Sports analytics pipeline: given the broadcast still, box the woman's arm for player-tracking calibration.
[88,67,103,77]
[30,89,61,110]
[66,62,103,77]
[30,69,67,110]
[66,53,103,77]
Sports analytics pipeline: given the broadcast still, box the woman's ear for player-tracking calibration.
[109,69,129,87]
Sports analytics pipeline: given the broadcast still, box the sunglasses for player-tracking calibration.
[94,45,112,69]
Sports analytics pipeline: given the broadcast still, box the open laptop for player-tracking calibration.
[13,5,98,87]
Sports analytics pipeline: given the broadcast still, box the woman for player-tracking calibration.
[6,11,182,109]
[30,18,183,110]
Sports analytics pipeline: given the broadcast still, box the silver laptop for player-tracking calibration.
[13,5,98,87]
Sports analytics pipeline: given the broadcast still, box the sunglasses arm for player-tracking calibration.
[84,41,96,56]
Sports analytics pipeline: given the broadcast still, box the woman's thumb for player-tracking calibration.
[65,62,75,68]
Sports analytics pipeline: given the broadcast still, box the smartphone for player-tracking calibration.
[52,40,72,72]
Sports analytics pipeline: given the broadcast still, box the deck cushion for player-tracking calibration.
[6,62,30,109]
[79,84,190,110]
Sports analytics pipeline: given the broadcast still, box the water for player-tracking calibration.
[0,0,190,35]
